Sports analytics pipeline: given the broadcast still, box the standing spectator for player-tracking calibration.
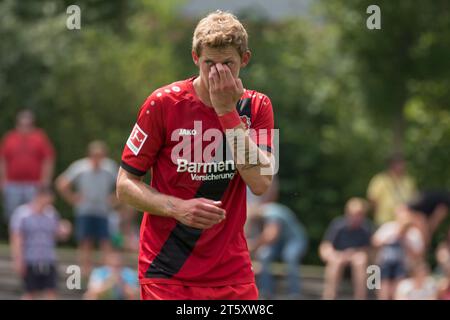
[56,140,118,277]
[319,198,373,300]
[395,262,438,300]
[0,110,55,223]
[248,202,308,299]
[83,250,139,300]
[9,187,71,299]
[372,205,425,300]
[367,154,417,226]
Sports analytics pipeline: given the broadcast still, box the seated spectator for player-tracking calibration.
[248,202,308,299]
[395,262,438,300]
[372,205,425,300]
[407,190,450,244]
[109,204,139,252]
[436,228,450,300]
[84,250,138,300]
[9,187,71,300]
[436,228,450,275]
[319,197,373,300]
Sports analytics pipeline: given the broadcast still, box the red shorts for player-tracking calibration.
[140,282,259,300]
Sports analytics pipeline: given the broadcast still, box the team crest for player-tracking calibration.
[240,115,251,130]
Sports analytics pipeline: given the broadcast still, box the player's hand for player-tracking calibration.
[208,63,244,115]
[171,198,226,229]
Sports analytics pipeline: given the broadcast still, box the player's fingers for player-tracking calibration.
[193,212,223,225]
[223,65,236,89]
[235,77,244,94]
[199,198,222,207]
[198,202,226,216]
[208,67,217,91]
[194,209,225,222]
[215,63,229,86]
[212,65,221,84]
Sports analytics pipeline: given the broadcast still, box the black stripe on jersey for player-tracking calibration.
[144,176,232,279]
[120,161,146,176]
[144,98,252,279]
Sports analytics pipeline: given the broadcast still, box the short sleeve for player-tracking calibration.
[9,207,25,233]
[367,174,384,202]
[250,95,274,153]
[62,160,84,183]
[323,218,340,244]
[121,92,165,176]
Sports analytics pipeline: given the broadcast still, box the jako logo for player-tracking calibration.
[178,128,197,136]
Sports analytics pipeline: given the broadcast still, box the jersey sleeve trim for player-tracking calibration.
[120,160,147,177]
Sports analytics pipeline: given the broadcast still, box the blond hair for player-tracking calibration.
[192,10,249,57]
[345,197,369,215]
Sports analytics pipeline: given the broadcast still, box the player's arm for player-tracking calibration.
[116,168,225,229]
[226,123,273,195]
[209,63,274,195]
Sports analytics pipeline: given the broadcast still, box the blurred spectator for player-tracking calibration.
[436,230,450,300]
[83,250,138,300]
[395,261,438,300]
[56,140,118,277]
[9,187,71,299]
[319,197,373,300]
[109,203,139,252]
[246,174,279,242]
[367,154,417,225]
[247,174,279,206]
[0,110,55,223]
[248,202,308,299]
[436,228,450,276]
[407,190,450,244]
[438,277,450,300]
[372,205,425,300]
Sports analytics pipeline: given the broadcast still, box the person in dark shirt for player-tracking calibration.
[319,197,373,300]
[408,191,450,244]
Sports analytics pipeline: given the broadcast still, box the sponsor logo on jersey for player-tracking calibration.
[178,128,198,136]
[127,124,148,155]
[176,159,236,181]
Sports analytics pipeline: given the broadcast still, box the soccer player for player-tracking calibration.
[116,11,275,300]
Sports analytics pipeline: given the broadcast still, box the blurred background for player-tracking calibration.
[0,0,449,300]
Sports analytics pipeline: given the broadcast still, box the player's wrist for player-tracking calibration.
[217,109,241,130]
[164,196,181,219]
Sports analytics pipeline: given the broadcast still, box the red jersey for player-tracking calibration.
[121,76,274,286]
[0,129,55,182]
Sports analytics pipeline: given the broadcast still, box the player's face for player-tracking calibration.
[192,46,250,90]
